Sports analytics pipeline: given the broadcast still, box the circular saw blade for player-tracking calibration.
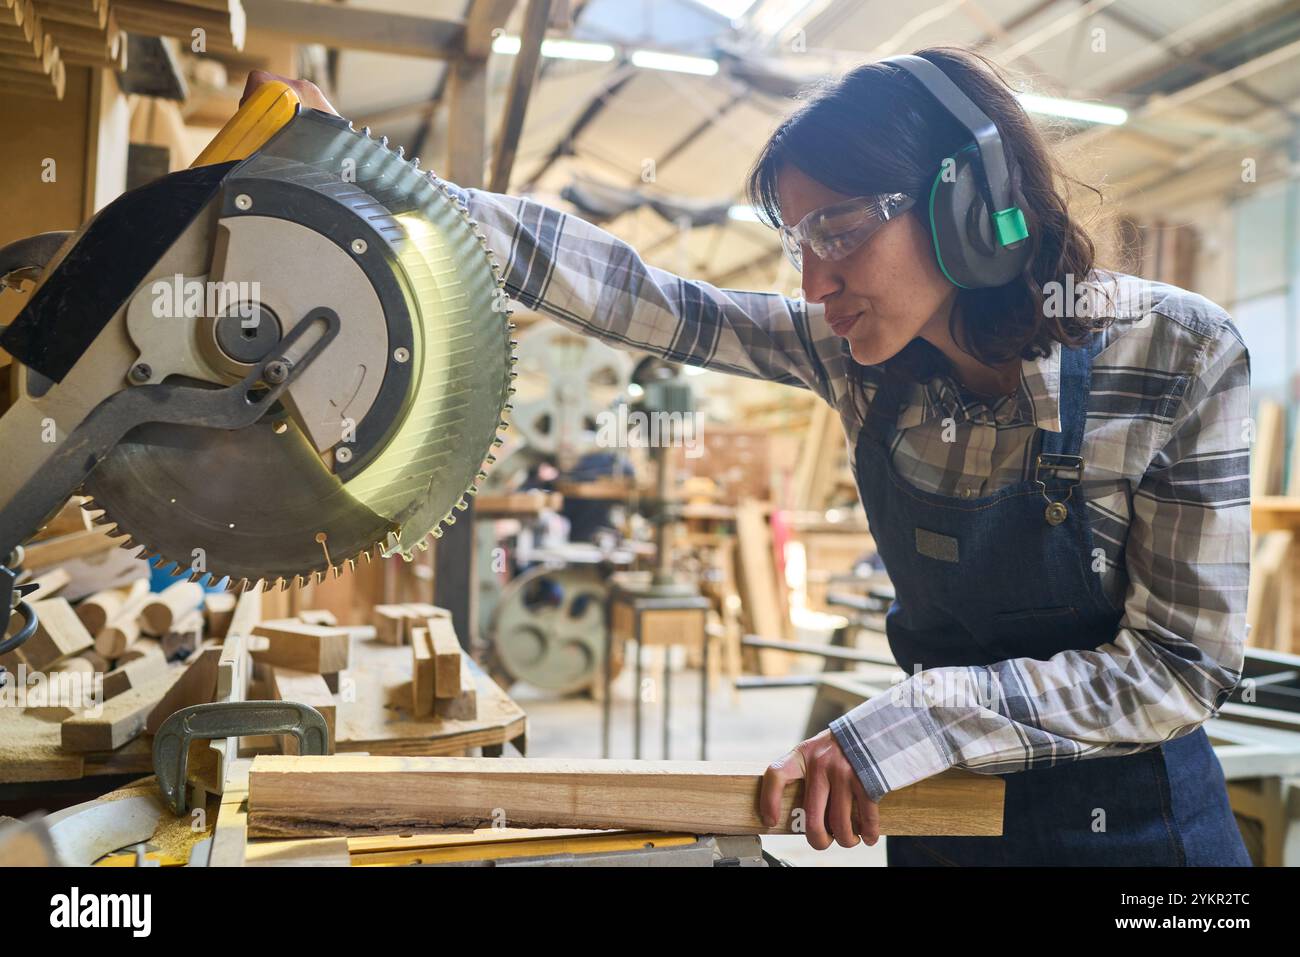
[84,120,514,589]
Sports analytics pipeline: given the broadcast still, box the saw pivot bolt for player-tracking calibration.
[234,193,253,211]
[393,347,410,363]
[335,446,353,464]
[351,239,368,255]
[128,363,152,384]
[264,359,290,384]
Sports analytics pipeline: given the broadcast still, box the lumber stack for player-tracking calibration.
[246,756,1007,838]
[0,0,245,100]
[0,0,65,99]
[410,615,473,720]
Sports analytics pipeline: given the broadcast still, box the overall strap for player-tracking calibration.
[861,367,911,446]
[1035,332,1100,479]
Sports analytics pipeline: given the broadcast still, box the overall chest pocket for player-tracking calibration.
[986,606,1081,662]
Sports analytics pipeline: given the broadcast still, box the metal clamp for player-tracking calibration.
[153,701,330,815]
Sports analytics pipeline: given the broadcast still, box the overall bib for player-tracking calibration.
[854,334,1250,866]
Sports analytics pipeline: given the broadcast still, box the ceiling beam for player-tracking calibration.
[489,0,552,191]
[242,0,465,59]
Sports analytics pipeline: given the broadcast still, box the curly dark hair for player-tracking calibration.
[746,46,1104,391]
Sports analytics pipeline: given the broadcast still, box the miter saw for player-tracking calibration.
[0,80,514,659]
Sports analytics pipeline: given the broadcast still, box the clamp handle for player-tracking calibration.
[153,700,330,815]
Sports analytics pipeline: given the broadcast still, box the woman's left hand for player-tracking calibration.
[759,728,880,850]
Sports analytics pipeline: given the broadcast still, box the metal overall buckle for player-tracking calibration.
[1034,453,1083,526]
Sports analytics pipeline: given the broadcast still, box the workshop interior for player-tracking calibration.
[0,0,1298,875]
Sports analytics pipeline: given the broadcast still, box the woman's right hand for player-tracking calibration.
[242,70,340,116]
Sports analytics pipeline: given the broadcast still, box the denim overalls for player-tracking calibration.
[855,334,1251,866]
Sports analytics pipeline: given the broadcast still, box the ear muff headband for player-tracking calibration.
[882,54,1031,288]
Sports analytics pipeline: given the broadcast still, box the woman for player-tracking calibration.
[247,45,1252,866]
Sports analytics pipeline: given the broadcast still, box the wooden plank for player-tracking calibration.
[250,619,349,674]
[734,500,791,673]
[246,757,1004,838]
[9,596,92,669]
[270,666,336,752]
[17,566,70,601]
[242,0,462,58]
[22,524,124,569]
[489,0,549,191]
[433,654,476,720]
[101,642,168,698]
[227,588,261,637]
[146,644,220,733]
[60,668,182,751]
[411,627,435,717]
[427,617,461,698]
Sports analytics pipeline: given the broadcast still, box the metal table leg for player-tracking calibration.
[663,645,672,759]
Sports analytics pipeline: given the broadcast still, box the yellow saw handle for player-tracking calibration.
[190,79,301,168]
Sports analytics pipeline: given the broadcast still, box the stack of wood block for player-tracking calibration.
[0,0,246,100]
[249,615,350,752]
[410,616,476,721]
[371,602,446,646]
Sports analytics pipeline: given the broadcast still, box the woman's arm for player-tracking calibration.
[438,181,849,405]
[238,73,848,403]
[828,317,1251,801]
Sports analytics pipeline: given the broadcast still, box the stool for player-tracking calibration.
[602,587,711,759]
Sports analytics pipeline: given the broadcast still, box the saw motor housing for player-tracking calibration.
[0,81,514,651]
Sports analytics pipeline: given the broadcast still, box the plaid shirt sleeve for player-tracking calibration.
[441,183,845,404]
[830,318,1251,803]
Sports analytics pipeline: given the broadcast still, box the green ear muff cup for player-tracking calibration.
[929,149,1032,289]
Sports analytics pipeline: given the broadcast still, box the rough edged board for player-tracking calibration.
[246,757,1004,838]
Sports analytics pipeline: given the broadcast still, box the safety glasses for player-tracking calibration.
[778,192,915,272]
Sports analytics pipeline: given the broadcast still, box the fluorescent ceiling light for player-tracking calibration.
[492,35,617,62]
[630,49,720,76]
[693,0,759,17]
[728,204,762,222]
[1016,92,1127,126]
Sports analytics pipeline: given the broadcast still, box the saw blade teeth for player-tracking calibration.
[187,571,205,584]
[170,564,187,578]
[443,513,456,526]
[379,135,388,149]
[362,126,372,138]
[431,526,444,540]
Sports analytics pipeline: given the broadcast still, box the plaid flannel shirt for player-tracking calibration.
[444,182,1252,803]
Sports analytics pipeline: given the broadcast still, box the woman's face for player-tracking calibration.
[776,164,956,366]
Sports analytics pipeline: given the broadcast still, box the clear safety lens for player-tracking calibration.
[779,192,914,272]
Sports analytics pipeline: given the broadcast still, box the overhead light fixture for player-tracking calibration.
[692,0,759,17]
[491,35,617,62]
[630,49,720,76]
[1016,92,1127,126]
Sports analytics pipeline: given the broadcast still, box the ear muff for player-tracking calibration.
[927,144,1031,289]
